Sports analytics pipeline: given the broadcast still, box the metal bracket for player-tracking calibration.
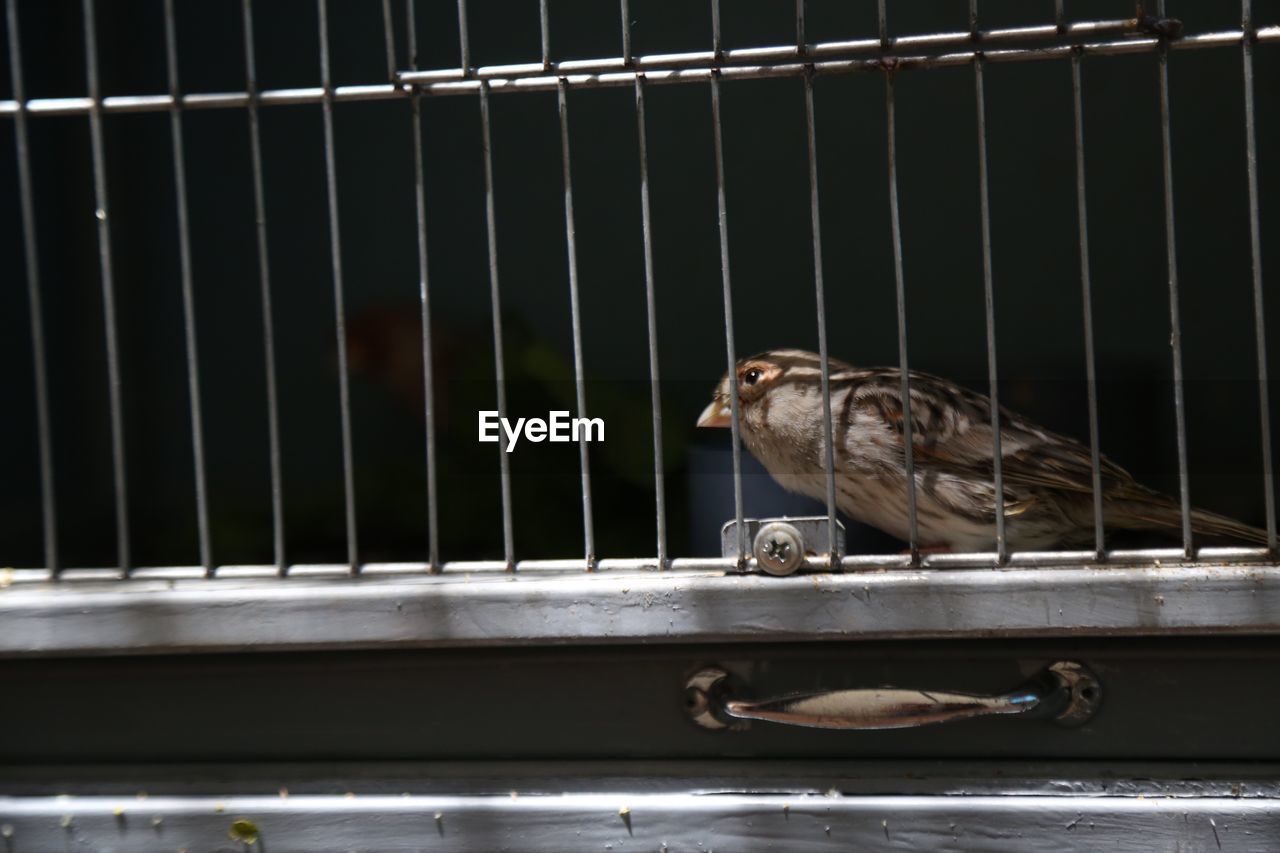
[720,516,846,575]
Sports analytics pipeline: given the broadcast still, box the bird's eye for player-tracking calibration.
[743,368,763,386]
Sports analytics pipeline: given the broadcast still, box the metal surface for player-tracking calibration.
[3,564,1280,656]
[0,791,1276,853]
[687,661,1099,731]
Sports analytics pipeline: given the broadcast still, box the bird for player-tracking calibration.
[697,348,1268,551]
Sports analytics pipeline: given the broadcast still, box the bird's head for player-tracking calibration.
[696,352,789,431]
[699,347,856,440]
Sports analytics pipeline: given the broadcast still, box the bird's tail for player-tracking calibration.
[1107,489,1269,546]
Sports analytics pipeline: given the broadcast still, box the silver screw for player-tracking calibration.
[753,522,804,576]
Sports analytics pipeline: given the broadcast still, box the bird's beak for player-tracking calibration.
[697,398,732,428]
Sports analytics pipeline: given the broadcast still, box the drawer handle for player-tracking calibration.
[685,660,1100,731]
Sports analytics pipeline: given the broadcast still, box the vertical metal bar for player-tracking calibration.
[971,2,1006,562]
[711,0,722,58]
[1054,0,1066,31]
[406,0,440,572]
[1071,49,1106,559]
[478,82,516,570]
[380,0,396,81]
[620,0,632,65]
[556,80,597,569]
[1155,0,1193,557]
[1242,0,1277,551]
[457,0,471,73]
[83,0,131,575]
[884,71,920,560]
[802,70,838,566]
[634,75,667,568]
[709,71,746,565]
[163,0,213,575]
[6,0,59,574]
[317,0,360,574]
[796,0,805,52]
[242,0,286,575]
[540,0,551,69]
[876,0,889,46]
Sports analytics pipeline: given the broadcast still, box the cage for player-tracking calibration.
[3,1,1280,850]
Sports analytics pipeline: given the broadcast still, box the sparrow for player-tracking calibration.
[697,348,1268,551]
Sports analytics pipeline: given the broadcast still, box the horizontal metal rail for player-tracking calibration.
[3,792,1278,853]
[2,27,1276,118]
[6,761,1280,798]
[0,546,1274,584]
[2,563,1280,657]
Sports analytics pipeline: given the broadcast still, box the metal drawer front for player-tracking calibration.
[4,637,1277,763]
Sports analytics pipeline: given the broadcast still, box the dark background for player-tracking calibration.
[2,0,1279,568]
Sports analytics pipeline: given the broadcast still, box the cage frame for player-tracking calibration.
[3,0,1280,648]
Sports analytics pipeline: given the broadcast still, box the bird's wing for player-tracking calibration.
[847,370,1267,544]
[850,369,1136,498]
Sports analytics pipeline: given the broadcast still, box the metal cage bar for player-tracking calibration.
[1070,31,1108,561]
[539,0,551,70]
[456,0,470,74]
[82,0,131,575]
[5,0,58,574]
[404,0,441,572]
[880,7,922,560]
[380,0,396,82]
[556,79,598,570]
[708,67,747,567]
[709,0,744,567]
[801,67,840,567]
[971,1,1007,563]
[317,0,360,575]
[1155,0,1194,558]
[477,81,516,571]
[241,0,287,576]
[1242,0,1277,553]
[619,0,632,66]
[162,0,213,576]
[633,73,668,567]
